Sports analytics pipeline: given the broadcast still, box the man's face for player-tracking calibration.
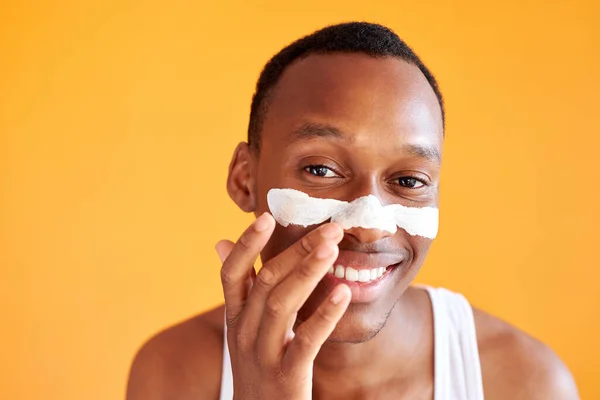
[251,53,443,342]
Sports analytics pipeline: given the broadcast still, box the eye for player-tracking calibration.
[397,177,426,188]
[304,165,339,178]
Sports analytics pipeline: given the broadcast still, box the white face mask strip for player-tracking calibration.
[267,188,438,239]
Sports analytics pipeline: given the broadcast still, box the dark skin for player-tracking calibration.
[126,54,579,399]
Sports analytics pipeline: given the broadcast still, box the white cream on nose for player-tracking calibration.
[266,188,438,239]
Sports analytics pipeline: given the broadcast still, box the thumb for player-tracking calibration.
[215,240,235,263]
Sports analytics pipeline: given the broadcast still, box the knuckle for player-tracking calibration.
[255,266,275,289]
[225,308,242,329]
[265,292,286,319]
[295,328,316,350]
[296,259,319,281]
[252,351,261,368]
[237,230,254,252]
[271,366,289,384]
[235,330,252,353]
[220,266,234,285]
[299,235,314,256]
[315,303,336,324]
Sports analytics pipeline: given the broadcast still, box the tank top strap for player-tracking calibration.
[421,286,485,400]
[219,315,234,400]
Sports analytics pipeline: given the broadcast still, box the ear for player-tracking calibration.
[226,142,257,212]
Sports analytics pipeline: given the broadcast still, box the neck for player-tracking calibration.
[311,286,434,398]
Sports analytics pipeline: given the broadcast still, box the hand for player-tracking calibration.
[216,212,351,400]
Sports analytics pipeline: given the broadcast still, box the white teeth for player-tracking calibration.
[345,267,359,282]
[327,265,388,282]
[370,269,378,280]
[358,269,370,282]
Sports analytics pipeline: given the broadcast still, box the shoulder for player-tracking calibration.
[473,307,579,400]
[126,304,226,400]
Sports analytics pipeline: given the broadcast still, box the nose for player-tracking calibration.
[343,226,393,244]
[338,181,395,243]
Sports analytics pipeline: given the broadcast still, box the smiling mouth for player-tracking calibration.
[326,263,400,283]
[327,249,405,284]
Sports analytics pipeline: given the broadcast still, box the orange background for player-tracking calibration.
[1,1,599,399]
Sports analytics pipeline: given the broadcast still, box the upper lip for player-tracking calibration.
[334,250,405,270]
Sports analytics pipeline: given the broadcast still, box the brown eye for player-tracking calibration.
[305,165,339,178]
[398,177,425,188]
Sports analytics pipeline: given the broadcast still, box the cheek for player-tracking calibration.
[407,236,433,265]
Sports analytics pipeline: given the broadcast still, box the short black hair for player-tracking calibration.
[247,21,445,151]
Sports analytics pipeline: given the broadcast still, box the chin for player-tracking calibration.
[297,267,416,344]
[326,304,394,344]
[298,291,402,345]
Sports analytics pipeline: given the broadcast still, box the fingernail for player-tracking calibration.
[215,243,226,263]
[321,223,341,239]
[254,212,271,232]
[315,244,334,259]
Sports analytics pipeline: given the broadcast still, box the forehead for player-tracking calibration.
[260,53,443,152]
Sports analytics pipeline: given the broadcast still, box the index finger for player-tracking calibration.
[218,212,275,328]
[238,222,344,347]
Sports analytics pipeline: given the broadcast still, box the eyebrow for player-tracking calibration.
[402,143,442,164]
[289,122,441,164]
[289,122,346,144]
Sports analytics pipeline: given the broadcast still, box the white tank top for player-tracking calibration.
[219,286,485,399]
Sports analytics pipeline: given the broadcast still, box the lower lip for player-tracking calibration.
[321,264,400,303]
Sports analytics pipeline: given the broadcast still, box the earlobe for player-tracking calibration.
[226,142,257,212]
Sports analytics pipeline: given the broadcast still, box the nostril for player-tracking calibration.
[344,226,394,244]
